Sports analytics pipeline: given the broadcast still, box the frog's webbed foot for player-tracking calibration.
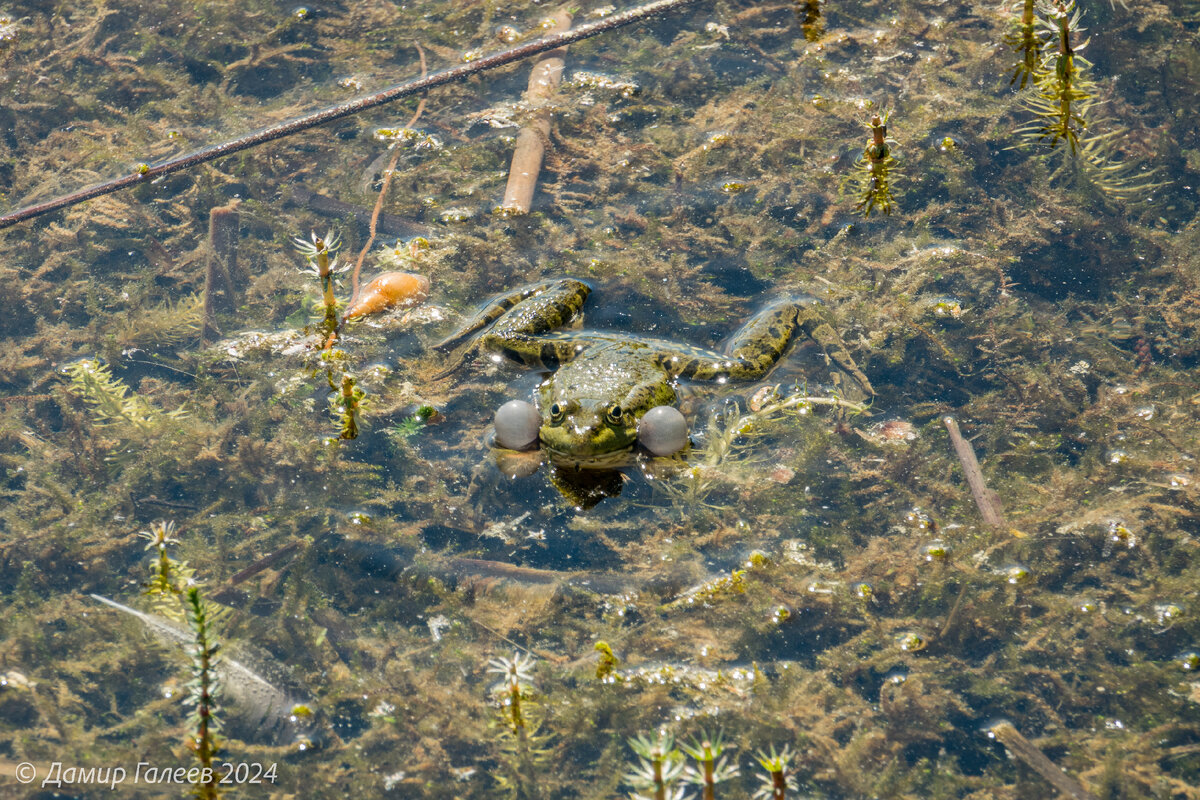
[794,301,874,396]
[431,279,590,379]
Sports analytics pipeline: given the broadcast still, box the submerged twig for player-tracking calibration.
[987,721,1099,800]
[943,416,1007,530]
[349,44,428,313]
[202,201,239,342]
[208,540,303,604]
[0,0,712,230]
[499,9,572,214]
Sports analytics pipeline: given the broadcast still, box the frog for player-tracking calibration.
[435,278,873,488]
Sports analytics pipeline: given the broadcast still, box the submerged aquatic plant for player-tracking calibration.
[625,730,687,800]
[111,293,204,352]
[389,405,438,444]
[656,386,865,514]
[1016,0,1092,154]
[61,358,186,434]
[662,567,748,611]
[794,0,823,42]
[184,587,222,800]
[488,652,537,735]
[849,114,899,216]
[753,745,797,800]
[681,729,740,800]
[1014,0,1159,200]
[294,230,346,334]
[333,374,365,440]
[487,652,550,800]
[92,594,315,750]
[60,358,190,470]
[1004,0,1043,89]
[139,520,197,621]
[594,640,621,681]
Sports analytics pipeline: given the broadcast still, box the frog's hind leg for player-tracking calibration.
[434,279,589,351]
[432,279,590,378]
[678,297,873,395]
[479,331,593,371]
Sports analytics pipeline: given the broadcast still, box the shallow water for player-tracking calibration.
[1,0,1199,797]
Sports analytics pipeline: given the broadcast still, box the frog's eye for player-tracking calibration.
[550,403,566,422]
[606,405,623,424]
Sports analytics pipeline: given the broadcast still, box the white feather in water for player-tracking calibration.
[89,594,317,747]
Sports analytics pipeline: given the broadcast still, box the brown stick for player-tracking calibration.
[500,9,572,214]
[349,45,429,313]
[202,201,239,342]
[208,541,303,604]
[0,0,711,231]
[943,416,1007,530]
[987,721,1098,800]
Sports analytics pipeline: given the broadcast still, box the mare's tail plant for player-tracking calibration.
[133,520,222,798]
[488,652,550,800]
[1004,0,1043,89]
[847,114,899,217]
[625,730,686,800]
[333,375,365,440]
[294,230,345,340]
[184,586,222,800]
[1015,0,1092,154]
[793,0,823,41]
[681,729,740,800]
[140,520,196,621]
[1014,0,1159,200]
[294,229,369,440]
[753,745,797,800]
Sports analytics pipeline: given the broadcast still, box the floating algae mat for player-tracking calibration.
[1,0,1199,797]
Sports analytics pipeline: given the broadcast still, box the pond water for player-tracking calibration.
[1,0,1198,797]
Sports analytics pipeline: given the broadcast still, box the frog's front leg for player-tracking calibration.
[433,278,590,377]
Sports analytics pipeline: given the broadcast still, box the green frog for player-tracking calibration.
[436,279,873,479]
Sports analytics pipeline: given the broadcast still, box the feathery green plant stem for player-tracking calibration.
[1052,3,1080,152]
[853,114,898,216]
[1023,0,1091,153]
[184,587,221,800]
[507,672,526,737]
[755,746,793,800]
[315,240,338,324]
[1006,0,1041,87]
[337,375,363,440]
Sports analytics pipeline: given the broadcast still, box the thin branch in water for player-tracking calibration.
[986,721,1098,800]
[943,416,1007,530]
[349,44,428,313]
[0,0,712,231]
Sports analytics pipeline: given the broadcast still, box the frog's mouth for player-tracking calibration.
[543,446,636,471]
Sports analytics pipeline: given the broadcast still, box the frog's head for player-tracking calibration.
[539,399,638,468]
